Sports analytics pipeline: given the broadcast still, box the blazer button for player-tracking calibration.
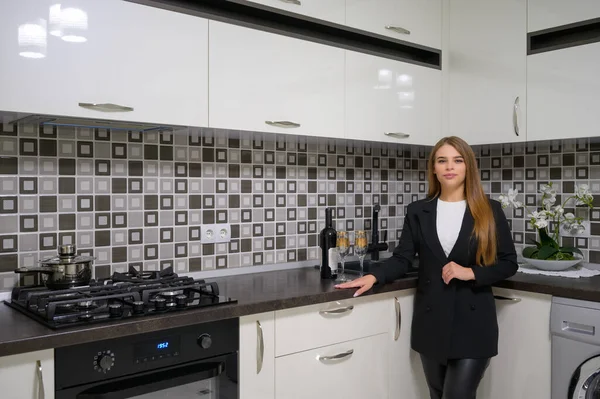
[471,305,476,310]
[426,306,431,312]
[426,279,431,284]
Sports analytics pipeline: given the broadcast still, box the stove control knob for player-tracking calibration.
[109,303,123,317]
[133,301,145,314]
[154,297,167,311]
[94,351,115,373]
[197,334,212,349]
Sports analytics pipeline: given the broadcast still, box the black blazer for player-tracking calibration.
[370,197,518,363]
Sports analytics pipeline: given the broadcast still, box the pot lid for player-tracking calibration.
[40,245,95,265]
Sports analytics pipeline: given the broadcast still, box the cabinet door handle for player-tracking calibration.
[513,96,520,136]
[385,26,411,35]
[493,295,521,302]
[256,320,264,374]
[279,0,301,4]
[319,305,354,316]
[318,349,354,362]
[36,360,45,399]
[384,132,410,139]
[394,297,401,341]
[265,120,301,128]
[79,102,134,112]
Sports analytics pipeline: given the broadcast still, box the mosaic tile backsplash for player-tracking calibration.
[1,120,600,292]
[0,122,431,291]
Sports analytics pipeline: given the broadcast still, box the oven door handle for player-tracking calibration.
[76,361,224,399]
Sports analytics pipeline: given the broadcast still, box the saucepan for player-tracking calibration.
[15,245,95,289]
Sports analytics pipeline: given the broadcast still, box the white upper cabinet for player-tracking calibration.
[346,51,441,146]
[0,0,208,127]
[243,0,345,25]
[528,0,600,32]
[0,349,55,399]
[209,21,345,138]
[527,42,600,141]
[346,0,442,49]
[444,0,527,145]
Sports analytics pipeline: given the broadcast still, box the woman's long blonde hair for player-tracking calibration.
[427,136,497,266]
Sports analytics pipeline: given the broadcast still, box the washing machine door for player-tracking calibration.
[571,356,600,399]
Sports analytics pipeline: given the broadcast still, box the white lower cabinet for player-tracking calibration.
[387,289,429,399]
[0,349,54,399]
[477,288,552,399]
[239,312,275,399]
[275,333,388,399]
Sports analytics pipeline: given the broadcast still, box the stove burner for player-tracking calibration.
[5,268,236,329]
[111,266,178,284]
[78,300,94,309]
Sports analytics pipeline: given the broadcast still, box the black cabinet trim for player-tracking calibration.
[126,0,441,69]
[528,17,600,55]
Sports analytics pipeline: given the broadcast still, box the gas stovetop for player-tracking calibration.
[4,266,236,329]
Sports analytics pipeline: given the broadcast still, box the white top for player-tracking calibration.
[436,199,467,257]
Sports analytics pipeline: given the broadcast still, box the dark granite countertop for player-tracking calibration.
[1,267,600,357]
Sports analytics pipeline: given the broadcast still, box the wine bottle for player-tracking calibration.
[319,207,337,279]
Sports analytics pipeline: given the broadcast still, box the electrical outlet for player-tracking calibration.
[215,223,231,243]
[201,225,217,243]
[560,221,591,237]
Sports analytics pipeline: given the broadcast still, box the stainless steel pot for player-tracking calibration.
[15,245,95,289]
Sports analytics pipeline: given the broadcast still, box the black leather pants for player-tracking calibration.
[420,355,490,399]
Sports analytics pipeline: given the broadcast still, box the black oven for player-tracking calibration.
[55,318,238,399]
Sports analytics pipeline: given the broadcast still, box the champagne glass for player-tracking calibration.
[354,230,368,277]
[336,231,350,282]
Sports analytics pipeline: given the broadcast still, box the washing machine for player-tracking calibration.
[551,296,600,398]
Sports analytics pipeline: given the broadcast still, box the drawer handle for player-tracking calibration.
[385,26,411,35]
[384,132,410,139]
[279,0,302,4]
[493,295,521,302]
[394,297,401,341]
[265,120,301,128]
[562,321,595,336]
[319,305,354,316]
[318,349,354,362]
[36,360,45,399]
[256,320,264,374]
[79,102,134,112]
[513,96,520,136]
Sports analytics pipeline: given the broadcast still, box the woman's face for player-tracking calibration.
[433,144,466,192]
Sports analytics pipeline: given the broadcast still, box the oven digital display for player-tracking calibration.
[135,336,180,360]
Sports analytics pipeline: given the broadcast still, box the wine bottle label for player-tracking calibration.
[328,247,338,274]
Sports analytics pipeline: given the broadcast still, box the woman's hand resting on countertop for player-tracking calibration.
[335,275,377,297]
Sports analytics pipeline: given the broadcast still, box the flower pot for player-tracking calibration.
[523,254,583,271]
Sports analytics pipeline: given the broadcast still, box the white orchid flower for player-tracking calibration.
[534,219,548,229]
[553,205,565,216]
[498,188,523,209]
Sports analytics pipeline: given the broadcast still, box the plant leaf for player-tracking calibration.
[559,246,583,256]
[538,228,559,248]
[537,245,559,260]
[525,237,542,248]
[522,246,539,259]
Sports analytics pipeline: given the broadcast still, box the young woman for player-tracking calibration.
[336,136,518,399]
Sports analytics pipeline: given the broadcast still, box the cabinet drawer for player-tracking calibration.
[275,295,388,356]
[275,333,388,399]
